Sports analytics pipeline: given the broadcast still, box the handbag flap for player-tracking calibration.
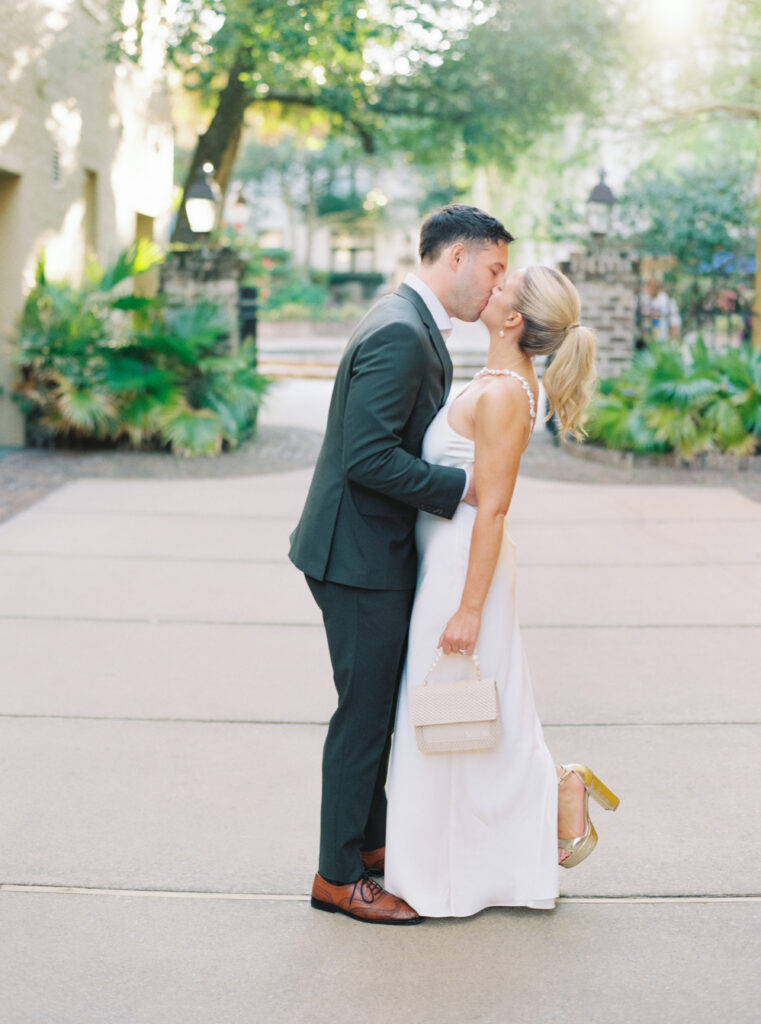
[410,678,498,727]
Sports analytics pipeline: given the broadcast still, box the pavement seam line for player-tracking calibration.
[2,884,760,904]
[22,509,300,521]
[0,552,288,564]
[1,616,761,630]
[21,509,761,524]
[1,551,759,569]
[0,615,323,627]
[1,714,759,728]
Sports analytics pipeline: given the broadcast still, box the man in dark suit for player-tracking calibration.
[290,205,513,924]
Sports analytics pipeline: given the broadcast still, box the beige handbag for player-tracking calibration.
[410,650,501,754]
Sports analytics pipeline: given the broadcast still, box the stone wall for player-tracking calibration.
[161,249,246,353]
[561,248,639,379]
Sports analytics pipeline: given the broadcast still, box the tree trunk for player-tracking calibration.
[171,53,251,244]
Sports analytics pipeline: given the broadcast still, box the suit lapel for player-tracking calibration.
[395,283,453,400]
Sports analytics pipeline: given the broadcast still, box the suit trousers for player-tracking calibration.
[306,575,415,884]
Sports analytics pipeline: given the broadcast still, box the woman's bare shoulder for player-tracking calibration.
[475,373,536,425]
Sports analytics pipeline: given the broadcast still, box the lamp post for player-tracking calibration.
[163,161,251,357]
[586,170,616,247]
[184,162,221,241]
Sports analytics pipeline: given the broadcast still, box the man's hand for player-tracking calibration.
[462,464,477,507]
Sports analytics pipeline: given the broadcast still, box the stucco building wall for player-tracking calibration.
[0,0,173,444]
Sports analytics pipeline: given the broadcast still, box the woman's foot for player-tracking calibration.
[555,763,620,868]
[556,764,586,864]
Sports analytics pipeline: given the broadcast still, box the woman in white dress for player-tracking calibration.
[385,265,619,917]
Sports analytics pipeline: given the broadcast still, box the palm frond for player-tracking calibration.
[166,301,230,353]
[704,399,748,450]
[52,378,117,437]
[96,240,164,294]
[645,405,704,456]
[118,391,171,447]
[647,377,718,406]
[159,402,225,457]
[722,435,758,456]
[104,356,174,395]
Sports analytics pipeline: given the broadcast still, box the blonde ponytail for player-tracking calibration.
[512,266,597,439]
[542,325,596,439]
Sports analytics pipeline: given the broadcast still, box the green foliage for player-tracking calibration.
[381,0,617,169]
[263,277,329,313]
[13,246,270,457]
[170,0,386,112]
[618,158,757,278]
[168,0,617,172]
[316,191,366,218]
[224,239,330,318]
[585,341,761,458]
[615,134,759,332]
[236,135,365,214]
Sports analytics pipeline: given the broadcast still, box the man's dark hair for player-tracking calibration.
[419,204,514,263]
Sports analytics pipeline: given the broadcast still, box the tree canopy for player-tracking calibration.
[159,0,618,239]
[618,154,758,277]
[376,0,615,167]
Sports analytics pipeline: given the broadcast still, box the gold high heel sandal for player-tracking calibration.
[558,764,620,869]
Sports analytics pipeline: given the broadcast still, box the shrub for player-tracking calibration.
[585,340,761,458]
[262,275,329,314]
[13,243,271,457]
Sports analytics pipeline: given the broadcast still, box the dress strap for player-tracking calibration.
[472,367,536,432]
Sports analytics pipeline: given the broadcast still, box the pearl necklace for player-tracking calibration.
[472,367,536,426]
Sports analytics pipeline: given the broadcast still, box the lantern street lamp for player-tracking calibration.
[587,170,616,246]
[185,162,221,238]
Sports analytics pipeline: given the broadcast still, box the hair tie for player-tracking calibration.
[566,322,581,331]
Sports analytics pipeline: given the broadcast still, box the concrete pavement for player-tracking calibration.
[1,380,760,1023]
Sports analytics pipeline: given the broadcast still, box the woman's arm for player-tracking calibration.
[438,380,531,655]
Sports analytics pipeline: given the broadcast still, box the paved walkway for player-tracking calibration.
[4,378,760,527]
[1,381,760,1023]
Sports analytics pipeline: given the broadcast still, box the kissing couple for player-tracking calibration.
[289,204,619,924]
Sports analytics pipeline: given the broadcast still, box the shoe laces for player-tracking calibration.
[353,871,384,904]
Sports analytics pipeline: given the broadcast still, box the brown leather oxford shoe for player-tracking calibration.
[360,846,385,877]
[311,872,423,925]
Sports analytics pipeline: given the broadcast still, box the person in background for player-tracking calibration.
[641,277,681,343]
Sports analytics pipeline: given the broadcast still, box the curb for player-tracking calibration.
[561,439,761,474]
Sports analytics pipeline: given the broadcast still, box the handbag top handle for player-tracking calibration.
[424,649,482,685]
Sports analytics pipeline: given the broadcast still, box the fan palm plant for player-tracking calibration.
[585,340,761,458]
[13,244,270,456]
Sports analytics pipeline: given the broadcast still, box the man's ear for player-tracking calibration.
[448,242,466,270]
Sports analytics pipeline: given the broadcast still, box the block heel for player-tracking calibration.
[558,764,619,869]
[588,773,620,812]
[565,763,620,812]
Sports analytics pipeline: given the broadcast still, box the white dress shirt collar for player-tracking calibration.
[403,273,453,341]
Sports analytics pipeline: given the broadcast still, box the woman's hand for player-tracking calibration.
[438,607,481,656]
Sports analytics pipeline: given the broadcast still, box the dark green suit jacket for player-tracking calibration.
[289,283,466,590]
